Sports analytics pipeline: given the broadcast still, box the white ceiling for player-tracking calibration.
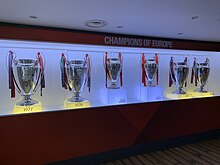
[0,0,220,42]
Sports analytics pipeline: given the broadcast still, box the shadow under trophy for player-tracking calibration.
[142,53,159,87]
[104,52,123,89]
[167,56,191,99]
[8,51,45,113]
[60,53,91,108]
[190,58,213,97]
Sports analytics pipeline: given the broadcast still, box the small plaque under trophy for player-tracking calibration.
[60,53,91,109]
[141,53,163,101]
[8,51,45,114]
[167,56,192,99]
[189,57,213,97]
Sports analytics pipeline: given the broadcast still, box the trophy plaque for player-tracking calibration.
[8,51,45,113]
[60,53,91,109]
[190,58,213,97]
[167,57,191,99]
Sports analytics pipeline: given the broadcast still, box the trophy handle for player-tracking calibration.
[141,53,147,86]
[155,53,159,85]
[33,52,45,96]
[118,52,123,87]
[104,52,111,88]
[7,51,21,97]
[169,57,175,87]
[85,54,91,92]
[60,53,71,91]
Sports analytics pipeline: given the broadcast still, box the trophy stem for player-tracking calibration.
[147,80,155,87]
[173,87,186,94]
[198,86,206,93]
[17,95,38,106]
[108,82,119,89]
[68,92,86,102]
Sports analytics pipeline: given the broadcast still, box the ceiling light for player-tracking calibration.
[85,19,108,28]
[192,16,199,20]
[116,26,123,29]
[29,16,38,19]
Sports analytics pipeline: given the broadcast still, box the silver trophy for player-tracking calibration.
[8,52,44,106]
[192,58,210,93]
[60,53,91,102]
[169,57,189,94]
[66,60,88,102]
[144,57,158,86]
[105,53,123,89]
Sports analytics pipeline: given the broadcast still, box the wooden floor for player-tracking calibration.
[103,138,220,165]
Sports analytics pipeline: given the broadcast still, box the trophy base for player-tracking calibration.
[188,91,214,98]
[16,99,39,106]
[13,102,42,114]
[64,100,90,109]
[141,86,163,101]
[166,93,192,99]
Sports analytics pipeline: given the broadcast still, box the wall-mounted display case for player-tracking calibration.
[0,25,220,165]
[0,39,219,116]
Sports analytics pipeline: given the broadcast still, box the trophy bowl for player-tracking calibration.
[144,59,158,86]
[194,62,210,92]
[66,60,88,102]
[106,58,122,89]
[13,59,41,106]
[171,61,189,94]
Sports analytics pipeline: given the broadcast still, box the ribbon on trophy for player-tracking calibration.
[8,51,17,98]
[169,57,175,87]
[60,53,71,90]
[142,53,159,86]
[191,57,198,86]
[141,53,147,86]
[37,52,45,96]
[184,57,188,87]
[86,54,91,92]
[155,53,159,85]
[104,52,110,88]
[119,52,123,87]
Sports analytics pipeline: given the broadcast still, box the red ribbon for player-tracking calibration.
[86,54,91,92]
[61,53,71,91]
[155,53,159,85]
[119,52,123,87]
[8,51,16,98]
[37,52,45,96]
[169,57,174,87]
[141,53,147,86]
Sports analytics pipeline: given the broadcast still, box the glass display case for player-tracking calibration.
[0,39,219,116]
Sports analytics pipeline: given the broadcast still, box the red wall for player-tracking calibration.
[0,98,220,165]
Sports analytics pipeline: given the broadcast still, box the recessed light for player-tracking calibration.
[177,32,183,35]
[29,16,38,19]
[192,16,199,20]
[116,26,123,29]
[85,19,108,28]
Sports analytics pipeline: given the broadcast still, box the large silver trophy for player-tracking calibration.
[142,53,159,86]
[104,52,123,89]
[169,57,189,94]
[60,53,91,102]
[8,51,45,106]
[191,58,210,93]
